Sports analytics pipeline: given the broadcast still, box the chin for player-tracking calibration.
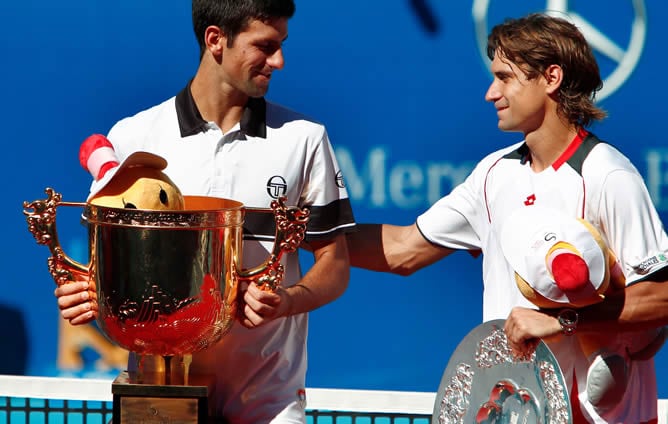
[497,122,518,133]
[249,78,270,95]
[248,86,269,98]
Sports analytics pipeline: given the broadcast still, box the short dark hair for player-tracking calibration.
[487,13,606,127]
[192,0,295,56]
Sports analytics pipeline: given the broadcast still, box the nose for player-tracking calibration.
[267,48,285,70]
[485,80,501,103]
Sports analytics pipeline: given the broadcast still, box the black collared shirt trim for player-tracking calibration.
[502,134,603,170]
[566,133,601,176]
[503,143,530,164]
[243,198,357,242]
[175,80,267,138]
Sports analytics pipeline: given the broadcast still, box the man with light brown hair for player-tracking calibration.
[348,13,668,423]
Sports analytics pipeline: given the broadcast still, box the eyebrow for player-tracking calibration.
[493,69,513,79]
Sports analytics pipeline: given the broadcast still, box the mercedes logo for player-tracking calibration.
[472,0,647,101]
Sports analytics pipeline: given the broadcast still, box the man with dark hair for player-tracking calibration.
[54,1,356,422]
[347,13,668,423]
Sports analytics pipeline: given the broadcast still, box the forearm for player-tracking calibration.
[346,223,393,271]
[506,276,668,355]
[347,223,452,275]
[577,278,668,333]
[285,236,350,315]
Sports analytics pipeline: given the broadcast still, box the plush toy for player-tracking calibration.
[79,134,185,210]
[499,206,667,414]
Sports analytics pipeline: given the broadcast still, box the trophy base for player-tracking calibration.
[111,370,216,424]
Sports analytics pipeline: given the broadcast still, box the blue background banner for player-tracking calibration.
[3,0,667,397]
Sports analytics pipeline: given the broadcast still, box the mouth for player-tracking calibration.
[254,73,272,88]
[495,106,509,117]
[255,69,272,80]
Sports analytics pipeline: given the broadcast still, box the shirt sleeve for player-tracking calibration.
[301,128,356,240]
[416,159,488,250]
[598,167,668,284]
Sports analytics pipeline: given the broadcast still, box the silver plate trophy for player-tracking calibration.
[432,319,572,424]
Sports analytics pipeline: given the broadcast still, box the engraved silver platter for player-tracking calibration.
[432,319,572,424]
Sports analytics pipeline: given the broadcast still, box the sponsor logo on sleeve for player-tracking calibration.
[633,252,668,275]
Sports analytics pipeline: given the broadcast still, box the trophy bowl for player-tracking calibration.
[23,188,309,358]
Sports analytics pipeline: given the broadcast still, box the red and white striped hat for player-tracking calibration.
[79,134,167,200]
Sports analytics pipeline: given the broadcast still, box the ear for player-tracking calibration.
[204,25,226,57]
[544,64,563,95]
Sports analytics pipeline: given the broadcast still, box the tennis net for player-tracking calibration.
[0,374,666,423]
[0,374,433,423]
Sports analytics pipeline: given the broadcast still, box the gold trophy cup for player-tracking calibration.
[23,187,309,423]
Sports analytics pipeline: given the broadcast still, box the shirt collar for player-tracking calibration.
[175,80,267,138]
[517,128,590,168]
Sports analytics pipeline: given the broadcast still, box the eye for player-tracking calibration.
[123,200,138,209]
[257,42,279,55]
[159,188,168,205]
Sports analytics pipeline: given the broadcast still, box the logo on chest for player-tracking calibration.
[266,175,287,199]
[524,194,536,206]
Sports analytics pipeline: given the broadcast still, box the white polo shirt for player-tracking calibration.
[103,81,356,423]
[417,129,668,423]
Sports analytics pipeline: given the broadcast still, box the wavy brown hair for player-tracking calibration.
[487,13,607,127]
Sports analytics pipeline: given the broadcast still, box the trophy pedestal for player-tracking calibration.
[111,370,215,424]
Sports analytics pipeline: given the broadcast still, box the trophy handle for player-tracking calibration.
[238,197,310,291]
[23,188,89,286]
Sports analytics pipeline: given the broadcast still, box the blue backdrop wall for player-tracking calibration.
[3,0,667,397]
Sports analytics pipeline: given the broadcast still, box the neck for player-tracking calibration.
[190,60,248,133]
[524,120,579,172]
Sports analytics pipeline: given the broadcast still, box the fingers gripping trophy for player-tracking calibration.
[23,134,310,422]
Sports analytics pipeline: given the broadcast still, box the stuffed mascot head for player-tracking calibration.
[79,134,185,211]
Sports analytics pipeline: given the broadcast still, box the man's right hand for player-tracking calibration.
[54,281,98,325]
